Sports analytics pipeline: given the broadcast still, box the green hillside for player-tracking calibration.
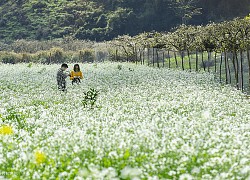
[0,0,250,41]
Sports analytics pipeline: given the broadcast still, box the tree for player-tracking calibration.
[170,0,202,24]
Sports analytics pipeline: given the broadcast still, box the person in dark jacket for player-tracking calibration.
[56,64,70,92]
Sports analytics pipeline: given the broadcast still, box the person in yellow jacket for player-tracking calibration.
[70,64,83,85]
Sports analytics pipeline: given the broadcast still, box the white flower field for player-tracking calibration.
[0,62,250,179]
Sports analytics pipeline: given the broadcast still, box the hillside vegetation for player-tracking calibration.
[0,0,250,41]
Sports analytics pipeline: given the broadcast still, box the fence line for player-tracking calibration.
[116,48,250,93]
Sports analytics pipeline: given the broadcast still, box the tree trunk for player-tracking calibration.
[201,51,205,71]
[140,51,142,65]
[247,49,250,91]
[135,44,137,64]
[220,52,223,83]
[240,50,244,91]
[214,52,217,73]
[174,51,178,68]
[156,49,160,68]
[168,50,171,68]
[153,48,155,67]
[195,49,198,72]
[115,48,118,61]
[181,51,184,70]
[187,50,191,71]
[225,51,231,84]
[49,52,52,64]
[162,51,165,68]
[224,51,230,84]
[207,51,210,72]
[142,50,145,65]
[148,47,150,66]
[232,51,239,89]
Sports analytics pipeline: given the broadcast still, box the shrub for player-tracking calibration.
[79,49,95,63]
[47,48,66,64]
[95,50,108,62]
[0,51,22,64]
[21,53,32,63]
[35,51,49,64]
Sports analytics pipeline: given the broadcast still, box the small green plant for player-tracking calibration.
[27,62,32,68]
[82,88,99,108]
[4,108,27,130]
[117,64,122,70]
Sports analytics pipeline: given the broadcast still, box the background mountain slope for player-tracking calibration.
[0,0,249,41]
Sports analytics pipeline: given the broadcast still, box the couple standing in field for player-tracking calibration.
[56,63,83,92]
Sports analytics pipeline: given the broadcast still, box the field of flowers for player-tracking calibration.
[0,62,250,179]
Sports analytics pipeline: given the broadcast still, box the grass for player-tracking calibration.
[0,62,250,179]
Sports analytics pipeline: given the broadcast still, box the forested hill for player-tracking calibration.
[0,0,250,41]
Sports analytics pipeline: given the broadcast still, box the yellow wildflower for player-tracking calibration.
[0,125,13,135]
[35,151,46,164]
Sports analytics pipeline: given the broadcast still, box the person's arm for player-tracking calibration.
[62,72,69,79]
[70,71,74,80]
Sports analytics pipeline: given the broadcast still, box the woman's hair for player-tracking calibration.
[73,64,80,72]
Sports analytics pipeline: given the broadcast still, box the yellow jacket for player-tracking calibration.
[70,71,83,80]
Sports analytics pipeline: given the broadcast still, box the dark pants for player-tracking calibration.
[72,78,81,85]
[58,82,66,92]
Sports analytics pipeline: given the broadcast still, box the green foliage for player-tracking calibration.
[27,62,32,68]
[80,49,95,63]
[0,52,22,64]
[48,47,65,63]
[0,0,249,41]
[4,108,27,130]
[117,64,122,70]
[81,88,99,108]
